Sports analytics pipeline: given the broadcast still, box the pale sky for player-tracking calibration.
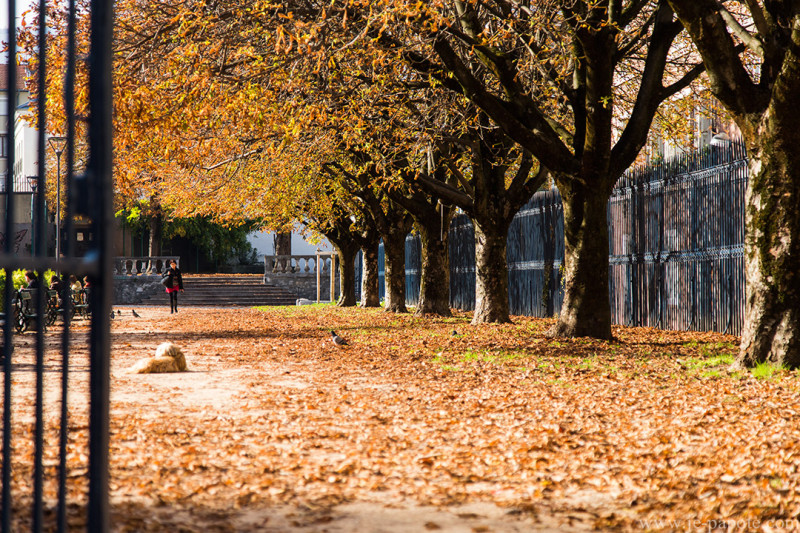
[0,0,35,33]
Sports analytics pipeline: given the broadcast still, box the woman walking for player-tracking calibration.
[164,259,184,313]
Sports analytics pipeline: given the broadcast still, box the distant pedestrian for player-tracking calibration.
[49,274,65,307]
[164,260,184,314]
[69,275,84,304]
[49,274,64,292]
[24,271,39,289]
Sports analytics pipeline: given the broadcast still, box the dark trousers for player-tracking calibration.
[169,291,179,312]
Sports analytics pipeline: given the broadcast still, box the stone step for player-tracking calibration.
[140,274,300,307]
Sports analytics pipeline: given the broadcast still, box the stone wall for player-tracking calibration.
[114,276,164,305]
[262,271,339,301]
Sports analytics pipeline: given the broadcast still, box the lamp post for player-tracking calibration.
[27,175,38,256]
[48,136,67,258]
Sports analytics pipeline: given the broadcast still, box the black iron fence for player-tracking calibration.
[391,141,748,335]
[1,1,114,532]
[608,144,747,334]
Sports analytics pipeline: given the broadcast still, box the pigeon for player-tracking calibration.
[330,330,349,346]
[110,311,115,319]
[117,310,121,316]
[132,309,140,318]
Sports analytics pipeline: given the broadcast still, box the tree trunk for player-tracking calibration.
[147,215,162,257]
[383,231,408,313]
[361,243,381,307]
[416,222,452,316]
[335,242,358,307]
[549,181,612,339]
[737,128,800,368]
[472,221,511,324]
[274,231,292,256]
[147,211,162,275]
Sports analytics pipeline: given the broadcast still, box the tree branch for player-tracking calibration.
[718,2,764,57]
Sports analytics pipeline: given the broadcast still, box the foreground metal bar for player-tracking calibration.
[87,0,114,530]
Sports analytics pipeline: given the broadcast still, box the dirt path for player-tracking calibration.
[103,306,588,532]
[7,304,796,532]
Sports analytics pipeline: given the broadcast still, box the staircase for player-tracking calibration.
[139,275,299,307]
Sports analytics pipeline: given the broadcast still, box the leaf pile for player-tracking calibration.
[3,305,800,531]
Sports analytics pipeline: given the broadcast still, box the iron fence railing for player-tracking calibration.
[608,144,747,333]
[1,1,113,532]
[392,141,748,335]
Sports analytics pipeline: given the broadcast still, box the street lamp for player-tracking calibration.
[48,136,67,258]
[27,175,38,256]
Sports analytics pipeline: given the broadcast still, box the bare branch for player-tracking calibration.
[201,148,262,171]
[718,2,764,57]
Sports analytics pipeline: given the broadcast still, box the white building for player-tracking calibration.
[0,63,39,255]
[247,228,332,257]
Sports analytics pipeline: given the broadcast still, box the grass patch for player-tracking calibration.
[255,302,336,314]
[699,341,738,358]
[500,351,529,362]
[751,361,787,380]
[452,349,532,365]
[460,350,485,363]
[687,353,735,370]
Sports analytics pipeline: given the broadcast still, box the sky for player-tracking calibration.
[0,0,34,34]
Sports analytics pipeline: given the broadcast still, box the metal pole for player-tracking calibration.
[330,254,336,303]
[87,0,114,529]
[31,189,34,255]
[56,152,61,257]
[48,137,67,258]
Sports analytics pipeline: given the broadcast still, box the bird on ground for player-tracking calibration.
[117,310,121,316]
[110,311,115,320]
[132,309,140,318]
[330,331,349,346]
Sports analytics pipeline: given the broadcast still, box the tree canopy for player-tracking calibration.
[20,0,799,363]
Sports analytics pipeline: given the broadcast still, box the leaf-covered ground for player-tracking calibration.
[4,304,800,531]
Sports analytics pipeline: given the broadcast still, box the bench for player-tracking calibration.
[72,288,90,319]
[15,289,56,333]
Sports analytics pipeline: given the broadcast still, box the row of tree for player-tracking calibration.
[25,0,800,368]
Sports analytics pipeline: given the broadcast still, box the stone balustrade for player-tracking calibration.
[114,256,180,276]
[263,255,332,275]
[263,254,338,301]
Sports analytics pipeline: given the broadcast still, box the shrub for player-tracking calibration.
[0,269,35,312]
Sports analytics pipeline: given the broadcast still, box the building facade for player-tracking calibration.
[0,63,38,256]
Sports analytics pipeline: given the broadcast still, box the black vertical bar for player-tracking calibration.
[32,0,48,529]
[57,0,77,529]
[2,2,18,531]
[87,0,113,530]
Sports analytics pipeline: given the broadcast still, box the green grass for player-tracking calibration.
[683,346,737,377]
[460,350,484,363]
[450,348,531,365]
[500,351,529,362]
[687,353,735,370]
[699,341,738,358]
[254,302,336,314]
[751,361,787,380]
